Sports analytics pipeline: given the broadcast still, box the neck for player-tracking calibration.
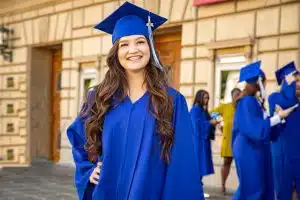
[126,69,146,98]
[201,104,208,110]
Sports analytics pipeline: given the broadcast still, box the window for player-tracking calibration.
[7,149,14,160]
[0,148,4,160]
[6,123,14,133]
[84,78,93,95]
[7,77,14,88]
[7,104,14,114]
[79,67,98,108]
[214,54,247,105]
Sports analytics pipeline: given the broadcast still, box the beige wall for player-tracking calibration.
[0,0,299,166]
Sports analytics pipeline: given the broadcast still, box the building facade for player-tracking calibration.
[0,0,299,171]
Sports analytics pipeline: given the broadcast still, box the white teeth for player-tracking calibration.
[128,56,141,61]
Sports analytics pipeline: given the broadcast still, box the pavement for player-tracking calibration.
[0,159,234,200]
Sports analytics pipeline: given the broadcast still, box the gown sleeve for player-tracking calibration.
[190,106,212,140]
[268,93,283,141]
[163,93,204,200]
[67,90,97,200]
[237,96,272,142]
[67,116,96,200]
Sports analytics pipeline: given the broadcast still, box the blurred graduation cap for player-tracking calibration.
[94,1,167,71]
[239,61,265,84]
[239,60,267,99]
[275,61,299,85]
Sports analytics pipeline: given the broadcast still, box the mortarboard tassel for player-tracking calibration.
[146,15,164,71]
[258,76,267,100]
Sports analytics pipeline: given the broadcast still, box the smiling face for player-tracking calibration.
[117,35,151,72]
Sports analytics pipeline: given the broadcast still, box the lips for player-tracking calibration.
[127,55,142,61]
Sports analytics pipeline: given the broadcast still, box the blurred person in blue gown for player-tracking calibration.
[66,2,204,200]
[190,89,218,198]
[231,61,296,200]
[268,61,300,200]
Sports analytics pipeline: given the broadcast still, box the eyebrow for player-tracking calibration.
[119,36,146,43]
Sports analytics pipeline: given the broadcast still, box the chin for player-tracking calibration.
[124,63,148,71]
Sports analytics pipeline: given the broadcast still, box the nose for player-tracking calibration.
[128,43,139,54]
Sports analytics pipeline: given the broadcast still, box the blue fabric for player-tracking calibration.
[269,82,300,200]
[67,88,204,200]
[275,61,297,85]
[94,2,167,43]
[67,116,97,200]
[268,92,284,196]
[190,106,214,176]
[232,96,274,200]
[281,81,297,101]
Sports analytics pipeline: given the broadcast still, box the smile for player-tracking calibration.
[127,56,142,61]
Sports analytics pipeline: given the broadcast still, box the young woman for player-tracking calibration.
[67,2,204,200]
[211,88,241,194]
[232,61,295,200]
[190,89,217,198]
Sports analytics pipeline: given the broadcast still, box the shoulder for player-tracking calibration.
[239,95,259,107]
[216,103,226,110]
[166,87,191,113]
[223,103,231,107]
[167,87,180,98]
[268,92,280,99]
[190,105,200,112]
[268,92,282,104]
[223,103,234,111]
[166,87,185,102]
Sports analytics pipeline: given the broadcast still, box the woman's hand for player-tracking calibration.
[209,119,219,126]
[285,73,295,85]
[89,162,102,185]
[276,104,298,119]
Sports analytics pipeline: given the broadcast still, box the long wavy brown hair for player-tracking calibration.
[80,39,174,163]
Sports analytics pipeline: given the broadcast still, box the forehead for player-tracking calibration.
[119,35,146,42]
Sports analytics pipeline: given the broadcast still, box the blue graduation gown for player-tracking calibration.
[190,106,214,176]
[67,88,204,200]
[232,96,275,200]
[268,92,284,197]
[269,82,300,200]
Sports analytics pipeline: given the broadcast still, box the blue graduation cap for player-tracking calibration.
[94,2,167,43]
[275,61,298,85]
[239,61,265,84]
[94,1,167,71]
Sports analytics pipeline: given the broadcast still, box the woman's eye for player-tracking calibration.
[137,40,145,44]
[120,43,128,48]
